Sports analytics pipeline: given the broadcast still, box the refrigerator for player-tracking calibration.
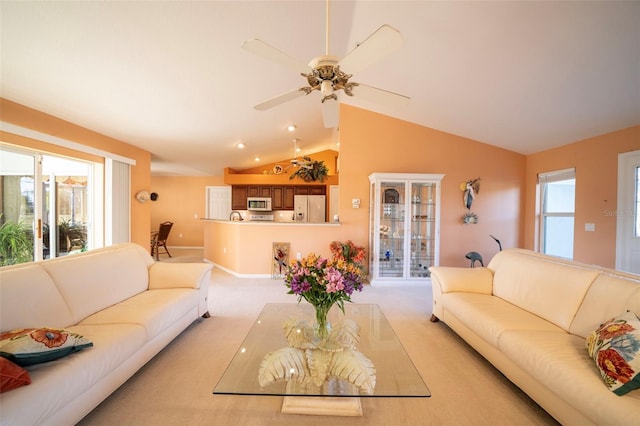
[294,195,326,223]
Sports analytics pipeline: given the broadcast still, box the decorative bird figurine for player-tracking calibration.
[463,178,481,210]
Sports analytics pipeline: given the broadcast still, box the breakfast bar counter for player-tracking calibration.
[202,219,340,276]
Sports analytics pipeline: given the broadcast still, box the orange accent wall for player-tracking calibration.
[339,105,526,267]
[524,126,640,267]
[150,175,224,247]
[0,98,152,249]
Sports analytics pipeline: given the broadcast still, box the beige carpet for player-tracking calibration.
[78,251,558,426]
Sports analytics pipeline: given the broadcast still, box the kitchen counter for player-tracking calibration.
[202,219,342,276]
[204,219,340,226]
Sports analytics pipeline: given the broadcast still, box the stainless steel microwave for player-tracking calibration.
[247,197,272,211]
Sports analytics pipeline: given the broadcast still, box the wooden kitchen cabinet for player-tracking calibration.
[283,186,295,209]
[231,186,248,210]
[272,186,284,209]
[309,186,325,195]
[232,185,323,211]
[272,186,296,210]
[247,186,260,197]
[293,186,325,196]
[247,186,271,198]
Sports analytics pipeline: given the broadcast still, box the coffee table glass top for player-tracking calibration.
[213,303,430,397]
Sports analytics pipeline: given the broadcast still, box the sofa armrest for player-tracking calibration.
[429,267,493,295]
[148,263,213,290]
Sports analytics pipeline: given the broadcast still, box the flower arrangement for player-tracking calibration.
[284,240,366,338]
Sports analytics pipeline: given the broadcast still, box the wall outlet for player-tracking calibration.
[297,252,302,260]
[352,198,360,209]
[585,223,595,232]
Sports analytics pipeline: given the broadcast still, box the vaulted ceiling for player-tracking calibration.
[1,1,638,175]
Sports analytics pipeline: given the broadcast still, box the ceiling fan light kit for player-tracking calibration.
[242,0,410,128]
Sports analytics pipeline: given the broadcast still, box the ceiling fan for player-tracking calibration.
[242,0,410,128]
[275,139,313,174]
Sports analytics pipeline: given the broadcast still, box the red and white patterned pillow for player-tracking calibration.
[587,311,640,396]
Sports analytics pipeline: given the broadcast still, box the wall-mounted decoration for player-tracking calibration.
[135,191,150,203]
[272,242,290,279]
[463,212,479,224]
[461,177,481,224]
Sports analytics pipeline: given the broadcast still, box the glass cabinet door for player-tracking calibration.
[379,182,405,278]
[409,182,436,278]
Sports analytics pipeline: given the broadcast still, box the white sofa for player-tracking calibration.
[0,243,212,425]
[430,248,640,426]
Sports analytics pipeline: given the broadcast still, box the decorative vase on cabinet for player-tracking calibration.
[368,173,444,286]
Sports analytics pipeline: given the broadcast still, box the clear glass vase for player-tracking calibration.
[314,304,331,339]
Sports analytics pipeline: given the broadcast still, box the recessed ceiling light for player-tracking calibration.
[254,157,260,162]
[287,125,296,132]
[237,143,245,149]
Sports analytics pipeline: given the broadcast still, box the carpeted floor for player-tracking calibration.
[77,249,558,426]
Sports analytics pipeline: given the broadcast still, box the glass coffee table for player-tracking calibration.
[213,303,430,416]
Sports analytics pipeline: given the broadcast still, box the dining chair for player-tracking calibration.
[150,221,173,261]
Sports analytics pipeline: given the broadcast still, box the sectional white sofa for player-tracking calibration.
[0,243,212,425]
[430,248,640,425]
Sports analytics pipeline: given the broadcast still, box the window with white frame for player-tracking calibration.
[539,168,576,259]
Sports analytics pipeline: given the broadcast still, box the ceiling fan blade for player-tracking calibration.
[241,38,311,75]
[338,25,403,74]
[322,98,339,128]
[253,89,307,111]
[350,84,410,109]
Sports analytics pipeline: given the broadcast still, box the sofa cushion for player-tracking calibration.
[0,323,147,426]
[42,244,153,324]
[0,264,74,331]
[0,328,93,367]
[0,357,31,393]
[570,272,640,339]
[429,267,493,294]
[499,329,640,426]
[78,289,199,340]
[587,311,640,396]
[442,293,565,347]
[489,249,600,331]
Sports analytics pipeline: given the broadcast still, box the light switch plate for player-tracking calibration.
[585,223,595,232]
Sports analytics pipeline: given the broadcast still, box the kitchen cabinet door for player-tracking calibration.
[259,186,271,197]
[284,187,295,209]
[310,186,325,195]
[231,186,248,210]
[272,186,284,210]
[247,186,260,197]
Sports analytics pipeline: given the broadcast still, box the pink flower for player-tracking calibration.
[325,267,345,293]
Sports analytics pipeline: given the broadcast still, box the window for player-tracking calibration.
[0,145,98,265]
[539,168,576,259]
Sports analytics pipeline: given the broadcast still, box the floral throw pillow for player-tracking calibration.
[586,311,640,396]
[0,328,93,367]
